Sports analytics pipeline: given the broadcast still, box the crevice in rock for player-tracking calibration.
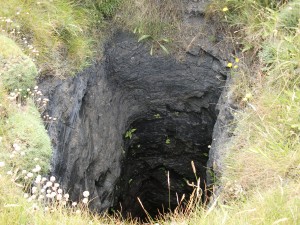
[38,28,228,221]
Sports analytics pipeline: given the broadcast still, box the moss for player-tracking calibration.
[0,35,37,91]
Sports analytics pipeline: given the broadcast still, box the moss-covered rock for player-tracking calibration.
[0,35,37,91]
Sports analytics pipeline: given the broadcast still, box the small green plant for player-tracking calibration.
[154,113,161,118]
[165,137,171,144]
[99,0,122,18]
[125,128,136,139]
[135,27,171,55]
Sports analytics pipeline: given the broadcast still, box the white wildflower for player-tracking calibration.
[82,198,88,204]
[64,193,69,199]
[46,181,52,187]
[32,187,37,194]
[83,191,90,198]
[50,176,56,182]
[35,176,41,184]
[35,165,41,172]
[27,172,33,178]
[13,143,21,151]
[50,192,56,198]
[56,194,62,201]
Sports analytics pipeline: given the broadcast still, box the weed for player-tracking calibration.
[154,113,161,119]
[125,128,136,139]
[165,138,171,145]
[137,31,170,55]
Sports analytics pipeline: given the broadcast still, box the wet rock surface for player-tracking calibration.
[39,0,232,219]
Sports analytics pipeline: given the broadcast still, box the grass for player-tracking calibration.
[0,0,94,76]
[0,0,300,224]
[116,0,182,55]
[0,0,125,76]
[0,35,37,91]
[202,0,300,223]
[0,85,52,176]
[0,0,183,76]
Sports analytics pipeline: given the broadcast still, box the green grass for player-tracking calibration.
[0,35,37,91]
[0,0,94,76]
[201,0,300,223]
[5,100,52,174]
[116,0,181,55]
[0,0,181,75]
[185,182,300,225]
[117,0,181,39]
[0,0,300,224]
[0,87,52,176]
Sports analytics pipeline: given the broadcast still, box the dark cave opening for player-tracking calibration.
[113,107,216,220]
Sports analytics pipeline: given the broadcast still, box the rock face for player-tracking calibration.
[206,80,236,188]
[39,0,232,219]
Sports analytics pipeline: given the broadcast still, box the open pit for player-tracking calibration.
[39,31,227,220]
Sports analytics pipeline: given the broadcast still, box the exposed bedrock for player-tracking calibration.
[39,30,228,218]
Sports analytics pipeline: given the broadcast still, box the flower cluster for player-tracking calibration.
[24,175,70,206]
[226,57,240,69]
[0,16,39,59]
[7,86,57,123]
[82,191,90,204]
[17,171,91,213]
[1,135,91,214]
[9,143,26,159]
